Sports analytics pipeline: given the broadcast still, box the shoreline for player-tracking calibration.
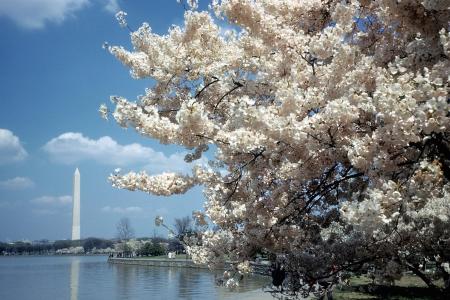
[108,257,271,275]
[108,257,208,269]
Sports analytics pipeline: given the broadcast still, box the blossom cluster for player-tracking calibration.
[110,170,196,196]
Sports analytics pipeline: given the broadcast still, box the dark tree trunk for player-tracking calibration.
[406,263,438,290]
[441,268,450,294]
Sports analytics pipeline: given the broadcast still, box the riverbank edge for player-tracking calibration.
[108,257,209,269]
[108,257,271,275]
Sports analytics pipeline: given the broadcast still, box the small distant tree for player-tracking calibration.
[174,216,193,239]
[116,217,135,241]
[115,242,133,257]
[151,242,166,256]
[138,242,151,256]
[139,241,166,256]
[168,238,184,254]
[152,216,195,253]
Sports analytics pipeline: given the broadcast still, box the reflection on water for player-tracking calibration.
[70,258,79,300]
[0,256,270,300]
[176,265,202,298]
[111,263,269,299]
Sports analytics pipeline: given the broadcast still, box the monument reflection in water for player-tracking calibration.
[70,258,80,300]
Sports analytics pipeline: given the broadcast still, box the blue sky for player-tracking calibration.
[0,0,209,241]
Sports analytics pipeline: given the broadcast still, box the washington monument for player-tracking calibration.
[71,168,80,240]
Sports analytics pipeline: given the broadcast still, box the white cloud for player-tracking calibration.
[0,0,90,29]
[0,177,35,190]
[104,0,119,13]
[31,195,72,216]
[31,195,72,206]
[43,132,197,174]
[0,0,120,29]
[0,129,28,164]
[101,206,143,214]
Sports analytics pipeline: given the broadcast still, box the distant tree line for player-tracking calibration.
[0,236,184,256]
[0,238,114,255]
[1,216,198,257]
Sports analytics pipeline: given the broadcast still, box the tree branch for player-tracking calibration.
[195,76,219,99]
[213,80,243,113]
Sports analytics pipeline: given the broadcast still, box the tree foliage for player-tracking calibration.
[82,238,114,252]
[104,0,450,297]
[139,242,166,257]
[168,238,184,253]
[174,216,193,238]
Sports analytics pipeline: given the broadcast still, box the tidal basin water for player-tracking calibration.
[0,256,270,300]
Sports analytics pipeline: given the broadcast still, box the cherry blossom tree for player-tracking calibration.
[102,0,450,297]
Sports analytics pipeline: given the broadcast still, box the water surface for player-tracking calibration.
[0,256,270,299]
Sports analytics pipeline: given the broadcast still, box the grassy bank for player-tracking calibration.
[334,275,445,299]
